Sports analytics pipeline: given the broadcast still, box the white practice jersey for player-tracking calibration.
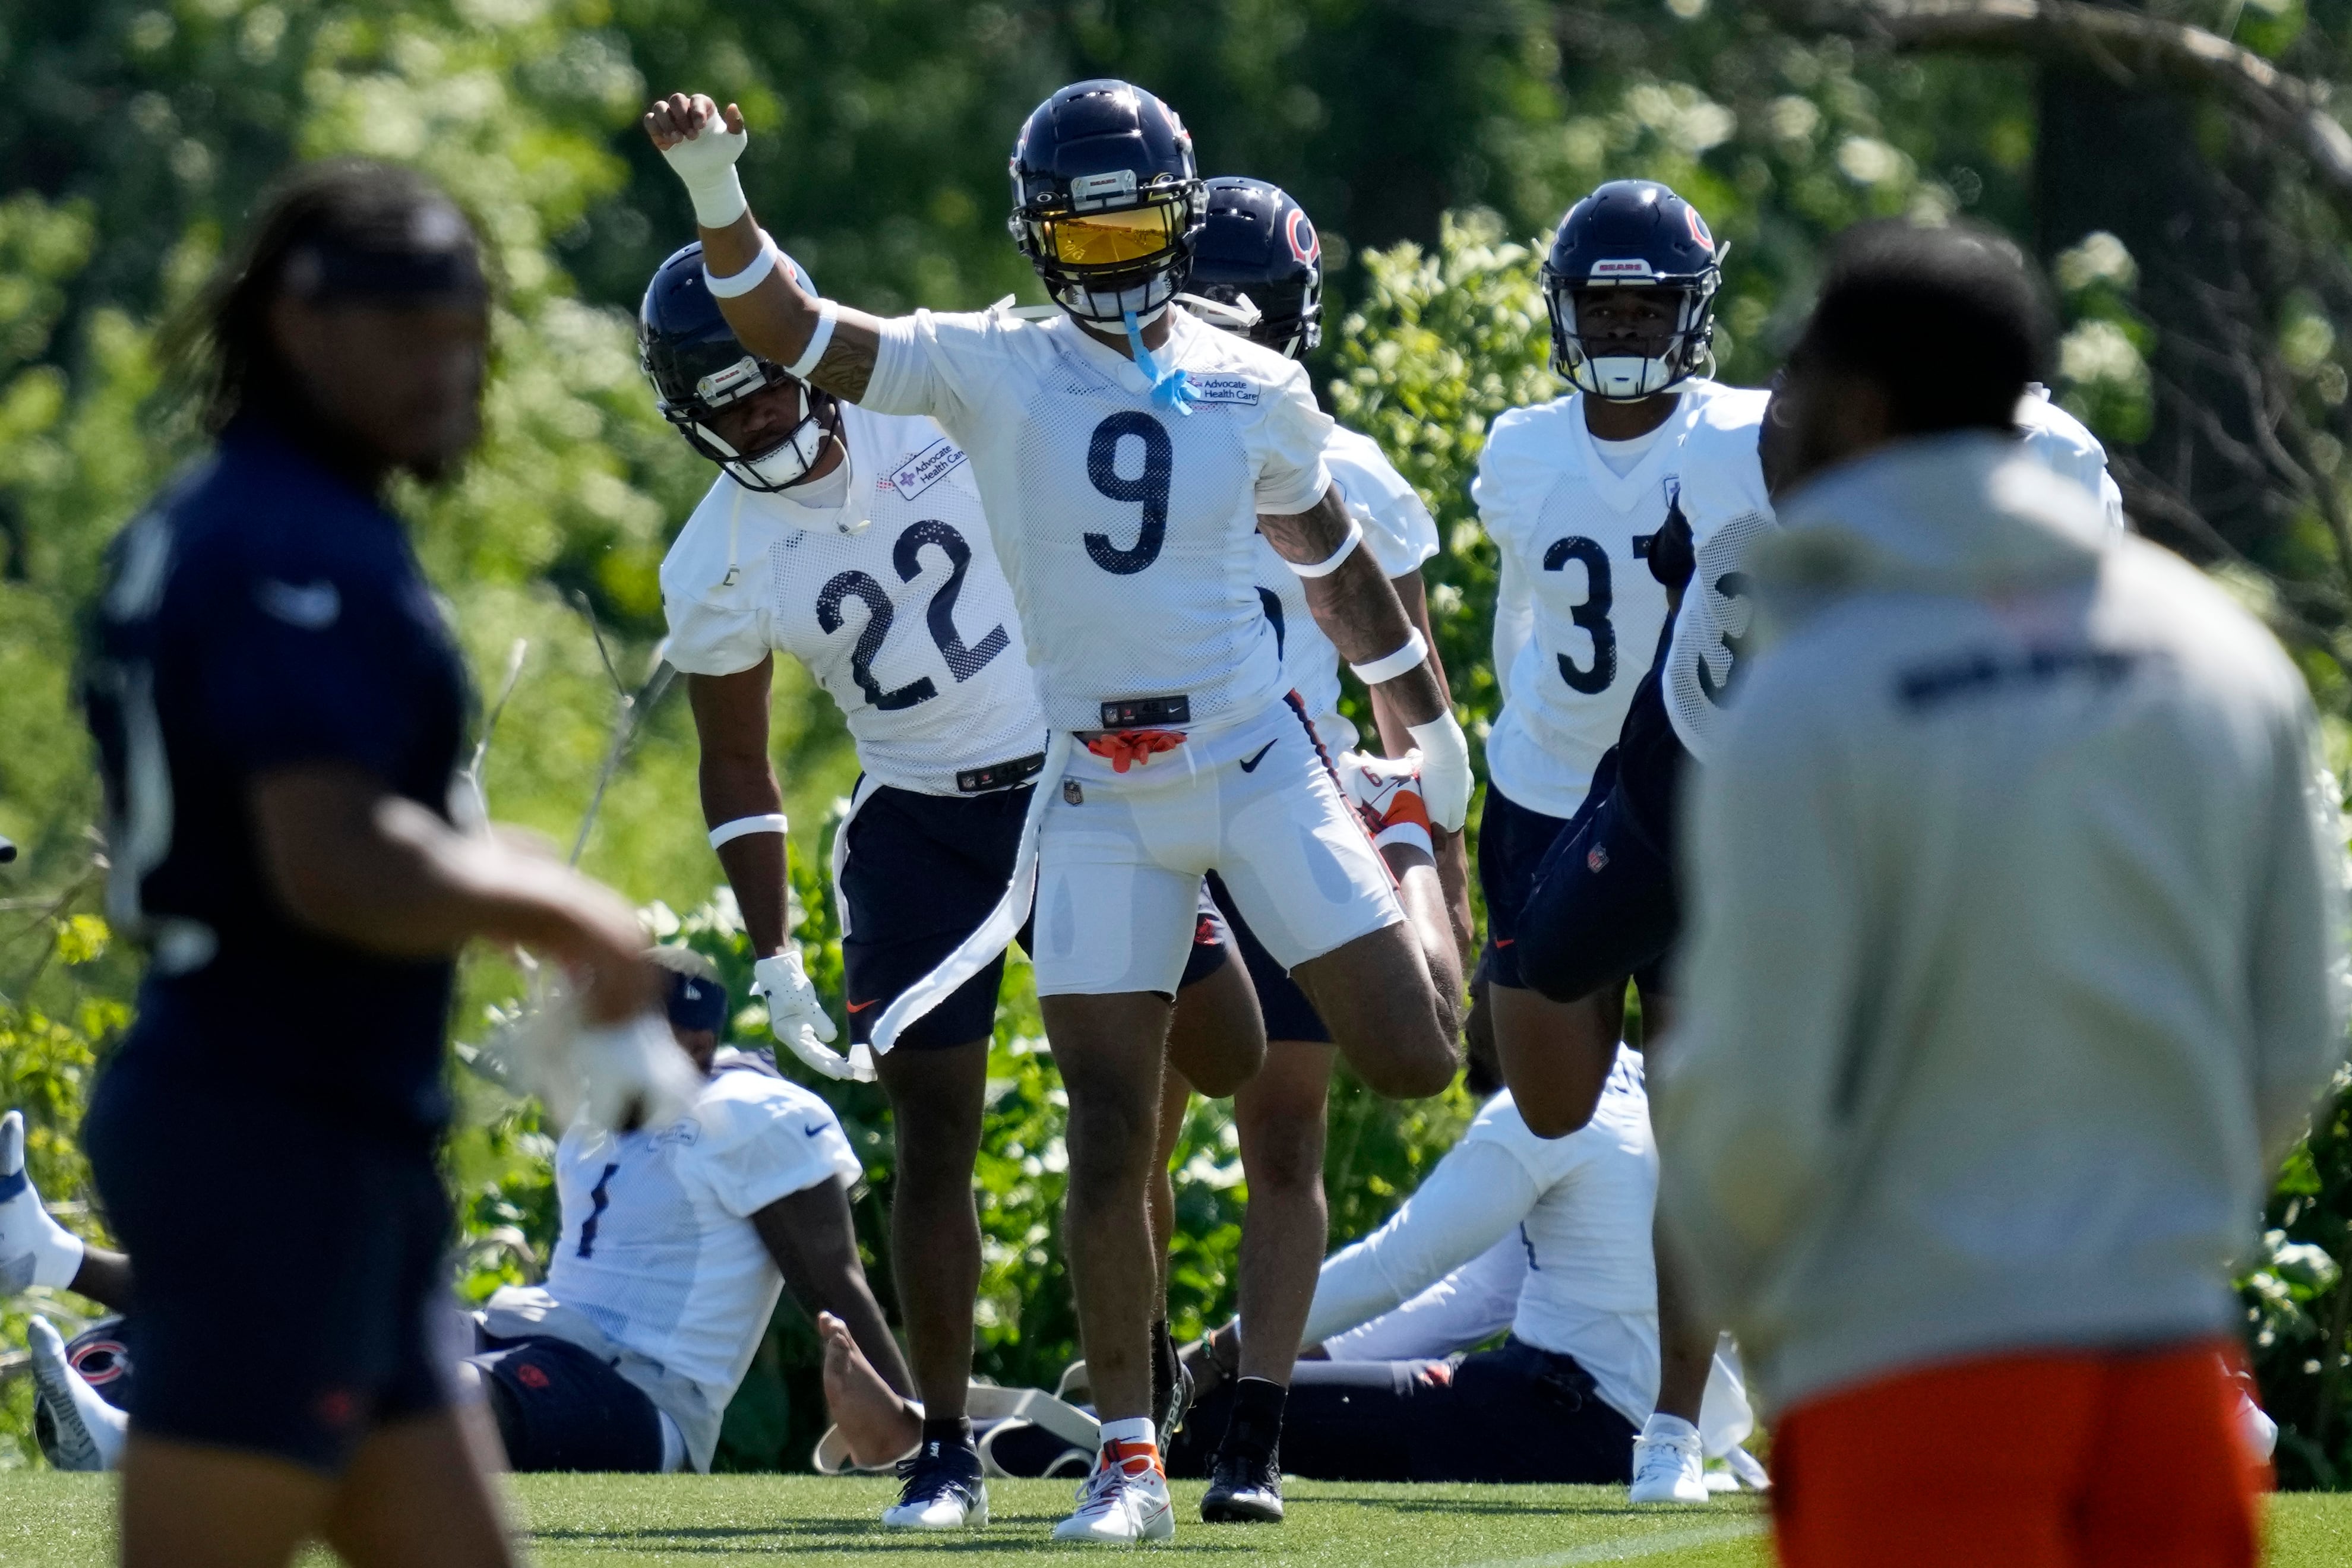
[661,403,1047,795]
[1475,381,1740,818]
[1302,1049,1749,1450]
[1254,424,1440,753]
[864,305,1333,734]
[1662,385,2125,762]
[541,1064,860,1465]
[1661,390,1776,761]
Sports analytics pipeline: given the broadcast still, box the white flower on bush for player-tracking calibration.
[2059,320,2148,396]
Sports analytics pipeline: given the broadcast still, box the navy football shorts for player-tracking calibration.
[838,781,1227,1050]
[467,1333,665,1473]
[83,1054,457,1474]
[1205,871,1330,1044]
[1512,666,1689,1005]
[1475,779,1581,993]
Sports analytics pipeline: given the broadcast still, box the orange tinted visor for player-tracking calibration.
[1039,201,1182,267]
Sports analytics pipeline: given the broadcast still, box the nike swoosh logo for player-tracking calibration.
[846,998,880,1013]
[1238,741,1277,773]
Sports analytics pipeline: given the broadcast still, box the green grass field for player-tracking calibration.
[4,1475,2352,1566]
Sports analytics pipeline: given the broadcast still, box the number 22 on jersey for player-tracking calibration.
[815,520,1009,712]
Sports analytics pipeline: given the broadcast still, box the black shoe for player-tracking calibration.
[1156,1356,1194,1448]
[1200,1446,1284,1523]
[883,1440,989,1529]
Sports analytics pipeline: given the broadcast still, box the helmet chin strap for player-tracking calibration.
[1123,309,1196,415]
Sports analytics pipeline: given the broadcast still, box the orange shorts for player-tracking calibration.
[1772,1339,2266,1568]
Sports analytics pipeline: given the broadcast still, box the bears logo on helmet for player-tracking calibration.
[1178,176,1324,361]
[1539,179,1724,401]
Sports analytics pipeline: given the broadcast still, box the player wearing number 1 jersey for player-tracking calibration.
[645,78,1469,1544]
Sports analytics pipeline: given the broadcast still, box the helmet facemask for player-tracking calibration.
[1013,171,1205,328]
[657,353,839,493]
[1542,268,1721,402]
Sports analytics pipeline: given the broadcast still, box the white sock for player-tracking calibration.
[1640,1412,1701,1445]
[1098,1415,1155,1453]
[29,1316,128,1471]
[1,1111,87,1293]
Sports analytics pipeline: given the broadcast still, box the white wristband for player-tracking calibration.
[709,813,788,849]
[704,235,780,299]
[1349,628,1428,685]
[785,298,838,380]
[1286,516,1363,579]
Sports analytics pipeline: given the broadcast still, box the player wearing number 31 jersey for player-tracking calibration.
[646,76,1468,1546]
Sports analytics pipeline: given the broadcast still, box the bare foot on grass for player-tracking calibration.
[818,1311,922,1467]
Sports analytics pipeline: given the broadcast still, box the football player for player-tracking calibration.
[1145,175,1466,1525]
[646,80,1470,1543]
[5,950,911,1483]
[75,161,671,1568]
[1507,274,2127,1509]
[643,245,1258,1529]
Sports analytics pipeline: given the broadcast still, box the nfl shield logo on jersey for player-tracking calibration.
[1588,845,1610,873]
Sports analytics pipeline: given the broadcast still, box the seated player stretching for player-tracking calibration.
[646,78,1469,1544]
[642,240,1254,1528]
[1166,1034,1758,1487]
[3,949,909,1479]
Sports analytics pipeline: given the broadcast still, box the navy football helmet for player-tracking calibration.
[1180,176,1323,359]
[1009,80,1206,327]
[1540,180,1723,400]
[639,242,838,492]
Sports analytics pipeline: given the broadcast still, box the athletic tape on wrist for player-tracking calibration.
[689,169,748,231]
[709,813,788,849]
[1285,516,1363,579]
[785,298,838,380]
[703,235,779,299]
[1349,628,1428,685]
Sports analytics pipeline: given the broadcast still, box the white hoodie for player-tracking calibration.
[1654,430,2349,1415]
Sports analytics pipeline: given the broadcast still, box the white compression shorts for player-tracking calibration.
[1030,698,1403,998]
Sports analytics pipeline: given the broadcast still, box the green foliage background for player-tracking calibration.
[4,0,2352,1485]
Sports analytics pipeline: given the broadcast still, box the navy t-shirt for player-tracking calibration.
[83,418,473,1143]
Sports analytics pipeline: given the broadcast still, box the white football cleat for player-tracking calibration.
[1,1109,87,1295]
[882,1438,989,1529]
[29,1316,127,1472]
[1629,1417,1709,1505]
[1723,1444,1774,1492]
[1052,1439,1175,1545]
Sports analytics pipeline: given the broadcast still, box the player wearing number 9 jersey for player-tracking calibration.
[645,78,1469,1545]
[645,242,1248,1534]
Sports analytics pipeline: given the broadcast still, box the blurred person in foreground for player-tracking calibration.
[8,950,909,1482]
[1654,220,2349,1568]
[77,160,676,1568]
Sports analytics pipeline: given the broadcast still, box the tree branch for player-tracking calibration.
[1762,1,2352,208]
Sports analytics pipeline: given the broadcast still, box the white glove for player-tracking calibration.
[479,988,700,1132]
[659,109,749,229]
[755,951,871,1082]
[576,1012,706,1133]
[1406,711,1474,832]
[1,1109,86,1295]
